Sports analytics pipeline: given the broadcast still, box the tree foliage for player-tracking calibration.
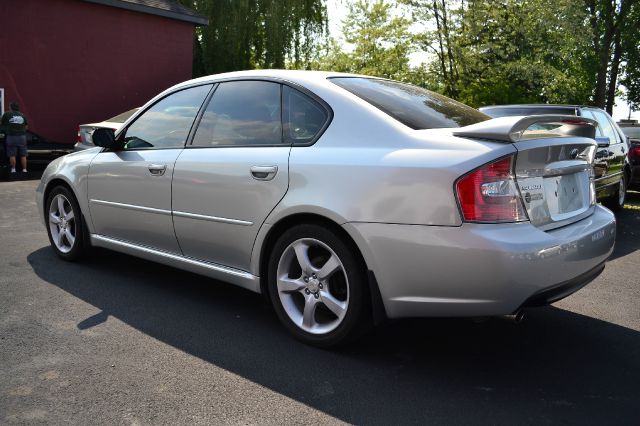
[310,1,415,81]
[179,0,327,76]
[403,0,598,107]
[310,0,639,112]
[585,0,637,113]
[179,0,640,114]
[620,2,640,112]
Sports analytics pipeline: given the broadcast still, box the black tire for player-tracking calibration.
[45,185,88,261]
[267,223,371,348]
[603,175,626,212]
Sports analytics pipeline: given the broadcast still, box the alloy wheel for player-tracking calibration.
[276,238,349,334]
[48,194,76,253]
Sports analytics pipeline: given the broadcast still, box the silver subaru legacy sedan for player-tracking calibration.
[37,70,616,347]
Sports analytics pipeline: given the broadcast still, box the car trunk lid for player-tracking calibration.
[453,115,598,230]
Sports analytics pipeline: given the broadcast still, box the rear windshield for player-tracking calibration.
[480,106,577,118]
[330,77,489,129]
[621,126,640,139]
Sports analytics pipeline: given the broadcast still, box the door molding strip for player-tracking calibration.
[173,210,253,226]
[90,199,171,216]
[90,199,252,226]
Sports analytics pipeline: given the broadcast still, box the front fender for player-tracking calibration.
[37,149,100,232]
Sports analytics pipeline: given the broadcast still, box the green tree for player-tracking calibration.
[618,2,640,114]
[585,0,637,113]
[313,1,416,81]
[178,0,327,76]
[402,0,462,97]
[408,0,595,107]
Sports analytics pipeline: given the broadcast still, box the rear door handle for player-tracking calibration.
[148,164,167,176]
[250,165,278,181]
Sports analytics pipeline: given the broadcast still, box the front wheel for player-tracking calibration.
[45,186,87,261]
[267,224,370,347]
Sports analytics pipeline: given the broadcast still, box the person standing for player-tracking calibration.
[1,101,29,174]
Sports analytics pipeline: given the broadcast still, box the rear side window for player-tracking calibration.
[283,86,329,144]
[192,81,283,147]
[330,77,488,129]
[481,106,577,117]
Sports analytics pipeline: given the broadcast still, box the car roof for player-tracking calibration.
[171,69,365,91]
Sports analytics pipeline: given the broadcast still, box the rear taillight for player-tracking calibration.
[630,145,640,159]
[455,155,528,223]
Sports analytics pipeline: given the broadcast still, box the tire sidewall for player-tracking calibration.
[45,186,85,260]
[603,176,626,212]
[267,224,369,347]
[618,176,626,207]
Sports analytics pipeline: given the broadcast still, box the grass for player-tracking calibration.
[625,190,640,210]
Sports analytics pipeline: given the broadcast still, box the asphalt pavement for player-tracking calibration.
[1,177,639,425]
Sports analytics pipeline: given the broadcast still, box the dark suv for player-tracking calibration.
[479,104,631,211]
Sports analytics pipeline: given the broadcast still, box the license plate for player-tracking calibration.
[544,172,587,215]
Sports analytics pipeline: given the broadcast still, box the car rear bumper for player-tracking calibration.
[344,205,616,318]
[519,261,605,307]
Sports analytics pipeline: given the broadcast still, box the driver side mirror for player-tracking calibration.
[93,128,123,150]
[594,136,610,148]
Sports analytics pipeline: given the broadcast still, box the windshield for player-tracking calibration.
[480,106,577,118]
[621,126,640,139]
[330,77,489,129]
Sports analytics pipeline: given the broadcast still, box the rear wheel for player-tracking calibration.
[604,175,626,212]
[267,224,370,347]
[45,186,87,261]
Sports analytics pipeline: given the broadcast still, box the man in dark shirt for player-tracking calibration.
[1,102,28,174]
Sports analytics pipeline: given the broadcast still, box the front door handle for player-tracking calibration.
[148,164,167,176]
[250,165,278,181]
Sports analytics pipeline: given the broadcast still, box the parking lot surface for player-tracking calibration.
[1,178,639,425]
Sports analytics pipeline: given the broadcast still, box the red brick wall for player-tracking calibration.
[0,0,194,143]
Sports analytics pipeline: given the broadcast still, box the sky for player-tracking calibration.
[325,0,638,121]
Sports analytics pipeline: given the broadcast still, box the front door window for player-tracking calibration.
[123,84,212,149]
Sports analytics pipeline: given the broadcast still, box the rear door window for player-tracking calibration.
[191,81,283,147]
[330,77,488,129]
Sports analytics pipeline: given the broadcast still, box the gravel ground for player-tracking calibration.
[1,178,639,425]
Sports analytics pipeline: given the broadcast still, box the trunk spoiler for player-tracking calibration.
[452,115,597,143]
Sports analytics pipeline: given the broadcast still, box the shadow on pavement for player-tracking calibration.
[0,168,44,182]
[609,190,640,261]
[28,246,639,425]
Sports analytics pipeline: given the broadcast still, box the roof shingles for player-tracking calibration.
[83,0,208,25]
